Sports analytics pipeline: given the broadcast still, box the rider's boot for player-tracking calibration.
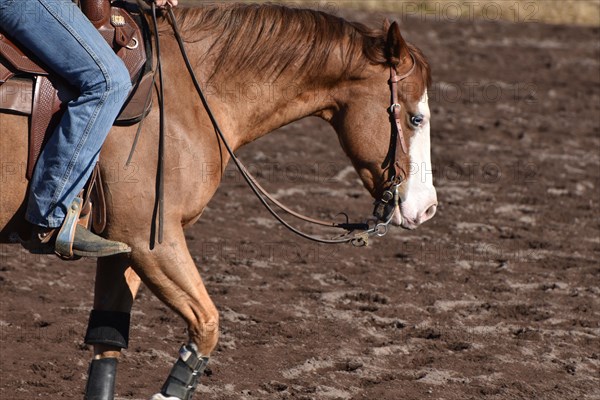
[23,196,131,258]
[25,224,131,258]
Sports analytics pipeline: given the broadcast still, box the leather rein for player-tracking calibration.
[141,6,417,247]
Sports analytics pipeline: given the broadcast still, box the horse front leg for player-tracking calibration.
[84,255,142,400]
[131,228,218,400]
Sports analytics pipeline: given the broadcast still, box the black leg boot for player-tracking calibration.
[84,358,118,400]
[153,345,209,400]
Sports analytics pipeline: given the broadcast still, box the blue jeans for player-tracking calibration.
[0,0,132,228]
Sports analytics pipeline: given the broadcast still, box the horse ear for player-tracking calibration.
[386,21,409,66]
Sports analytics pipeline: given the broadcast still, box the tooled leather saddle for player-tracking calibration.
[0,0,153,233]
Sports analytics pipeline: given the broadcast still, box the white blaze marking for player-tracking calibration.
[394,90,437,227]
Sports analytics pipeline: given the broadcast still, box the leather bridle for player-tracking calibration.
[372,56,417,224]
[138,6,417,247]
[389,55,417,185]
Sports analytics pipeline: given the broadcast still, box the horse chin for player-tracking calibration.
[392,206,419,230]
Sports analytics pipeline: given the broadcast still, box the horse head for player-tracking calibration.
[330,20,437,230]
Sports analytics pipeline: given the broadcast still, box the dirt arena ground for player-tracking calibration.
[1,4,599,400]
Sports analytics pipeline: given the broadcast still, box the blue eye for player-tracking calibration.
[410,115,424,127]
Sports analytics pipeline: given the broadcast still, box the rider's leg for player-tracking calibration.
[0,0,132,256]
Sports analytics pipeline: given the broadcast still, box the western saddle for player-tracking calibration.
[0,0,153,235]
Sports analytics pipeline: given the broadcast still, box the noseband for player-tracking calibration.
[157,8,416,246]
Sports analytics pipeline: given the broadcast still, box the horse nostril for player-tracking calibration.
[422,204,437,222]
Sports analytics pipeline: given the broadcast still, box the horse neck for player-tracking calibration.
[200,69,343,149]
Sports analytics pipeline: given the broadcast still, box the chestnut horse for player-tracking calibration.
[0,3,436,398]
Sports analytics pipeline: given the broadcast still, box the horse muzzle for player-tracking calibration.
[373,184,438,230]
[398,201,437,230]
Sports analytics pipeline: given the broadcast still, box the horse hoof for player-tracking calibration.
[149,394,179,400]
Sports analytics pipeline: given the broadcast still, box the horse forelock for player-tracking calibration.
[167,3,430,90]
[405,43,432,98]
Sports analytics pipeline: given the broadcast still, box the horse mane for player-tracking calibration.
[166,3,431,89]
